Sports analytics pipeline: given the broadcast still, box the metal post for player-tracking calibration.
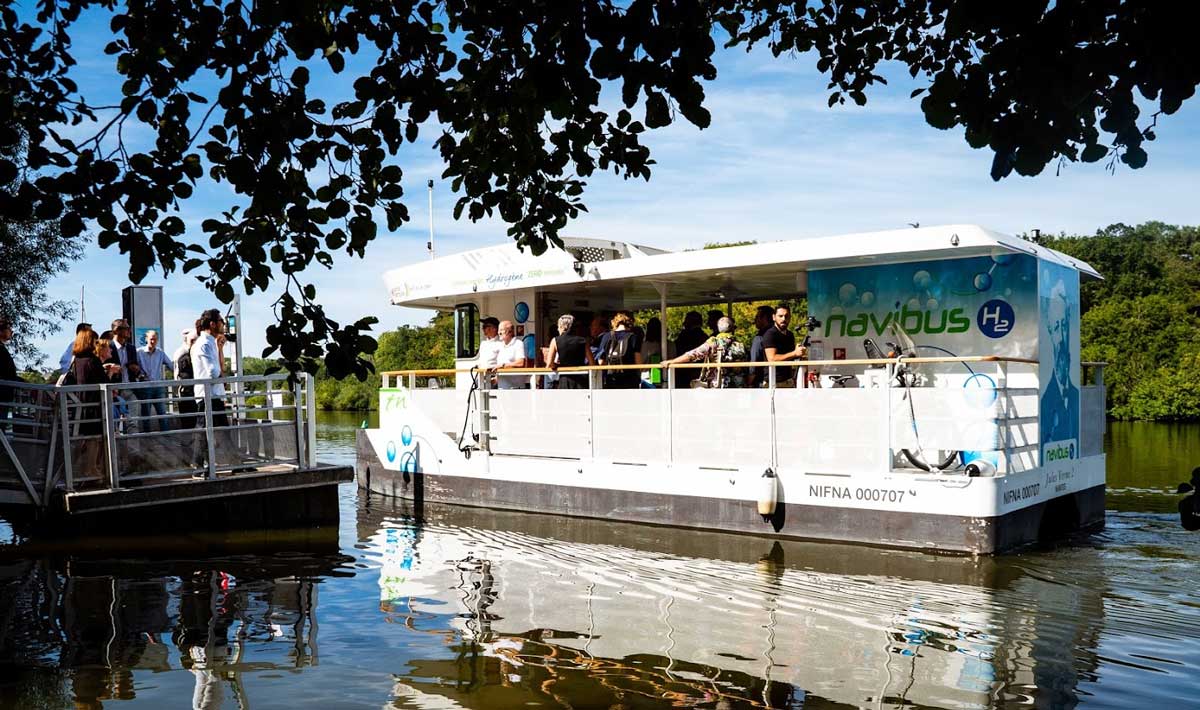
[305,372,317,467]
[997,361,1010,474]
[202,392,217,479]
[881,363,894,473]
[232,294,244,418]
[59,394,74,492]
[293,378,306,469]
[100,385,118,489]
[665,364,673,464]
[478,377,491,453]
[408,372,415,389]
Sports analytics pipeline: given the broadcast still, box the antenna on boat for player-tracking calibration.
[427,179,435,259]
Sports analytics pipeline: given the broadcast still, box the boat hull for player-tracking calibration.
[356,430,1104,554]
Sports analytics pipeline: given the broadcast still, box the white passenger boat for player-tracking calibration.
[356,225,1107,554]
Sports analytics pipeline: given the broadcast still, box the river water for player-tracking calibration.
[1,413,1198,709]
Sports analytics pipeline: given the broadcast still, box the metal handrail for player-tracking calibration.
[379,354,1040,378]
[0,373,316,505]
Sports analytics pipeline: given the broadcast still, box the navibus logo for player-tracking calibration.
[825,303,971,338]
[1045,442,1076,461]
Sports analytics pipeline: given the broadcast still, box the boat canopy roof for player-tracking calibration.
[384,225,1101,311]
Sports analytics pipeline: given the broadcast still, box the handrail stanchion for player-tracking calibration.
[882,362,894,473]
[100,384,118,489]
[479,375,491,454]
[293,377,306,469]
[305,372,317,468]
[665,364,673,465]
[587,367,596,460]
[202,389,217,480]
[408,372,415,389]
[997,361,1010,474]
[59,393,74,492]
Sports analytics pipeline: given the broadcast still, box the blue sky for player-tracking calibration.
[27,13,1200,367]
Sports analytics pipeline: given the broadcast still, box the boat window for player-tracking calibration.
[455,303,479,359]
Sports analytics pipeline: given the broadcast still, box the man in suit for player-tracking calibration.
[1040,281,1079,446]
[107,318,144,435]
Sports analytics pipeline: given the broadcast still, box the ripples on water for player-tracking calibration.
[0,416,1198,709]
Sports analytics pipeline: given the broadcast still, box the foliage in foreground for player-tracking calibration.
[2,2,1194,382]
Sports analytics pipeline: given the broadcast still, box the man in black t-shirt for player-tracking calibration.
[761,305,807,385]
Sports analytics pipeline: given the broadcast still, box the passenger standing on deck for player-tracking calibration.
[137,330,174,433]
[665,316,746,389]
[477,317,502,371]
[547,314,595,389]
[191,310,230,465]
[673,311,707,388]
[747,305,775,388]
[588,315,610,362]
[597,312,644,389]
[762,305,807,387]
[707,310,724,339]
[493,320,528,389]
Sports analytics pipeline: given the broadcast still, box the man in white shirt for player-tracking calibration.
[477,316,502,371]
[137,330,175,432]
[494,320,528,389]
[190,309,229,429]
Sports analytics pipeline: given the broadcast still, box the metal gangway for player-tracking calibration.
[0,374,329,513]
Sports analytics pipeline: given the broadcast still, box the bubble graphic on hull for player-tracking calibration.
[838,283,858,306]
[401,425,413,447]
[912,270,932,289]
[860,291,875,307]
[973,272,993,292]
[385,441,396,463]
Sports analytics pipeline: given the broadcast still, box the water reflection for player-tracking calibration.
[358,497,1115,709]
[0,536,350,709]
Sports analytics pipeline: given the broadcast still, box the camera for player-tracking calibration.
[796,315,821,333]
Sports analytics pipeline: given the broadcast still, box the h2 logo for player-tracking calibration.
[977,300,1015,339]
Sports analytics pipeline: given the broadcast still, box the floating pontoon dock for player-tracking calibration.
[0,374,350,534]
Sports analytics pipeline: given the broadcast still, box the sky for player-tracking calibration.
[24,11,1200,368]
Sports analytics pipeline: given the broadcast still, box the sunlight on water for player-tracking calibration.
[0,415,1197,709]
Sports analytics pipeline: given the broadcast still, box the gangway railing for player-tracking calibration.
[0,373,317,508]
[376,356,1104,475]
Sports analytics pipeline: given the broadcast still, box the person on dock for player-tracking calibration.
[59,322,92,374]
[73,329,123,480]
[762,305,808,387]
[0,316,19,432]
[665,316,747,389]
[174,328,203,467]
[191,309,230,464]
[137,330,175,433]
[107,319,145,434]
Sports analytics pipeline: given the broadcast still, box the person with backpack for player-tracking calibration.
[665,316,747,389]
[596,312,644,389]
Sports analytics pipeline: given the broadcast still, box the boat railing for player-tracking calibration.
[377,356,1105,474]
[0,373,317,507]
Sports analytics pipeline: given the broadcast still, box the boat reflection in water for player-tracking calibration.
[0,532,349,709]
[361,498,1105,709]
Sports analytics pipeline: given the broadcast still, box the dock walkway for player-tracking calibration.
[0,373,350,531]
